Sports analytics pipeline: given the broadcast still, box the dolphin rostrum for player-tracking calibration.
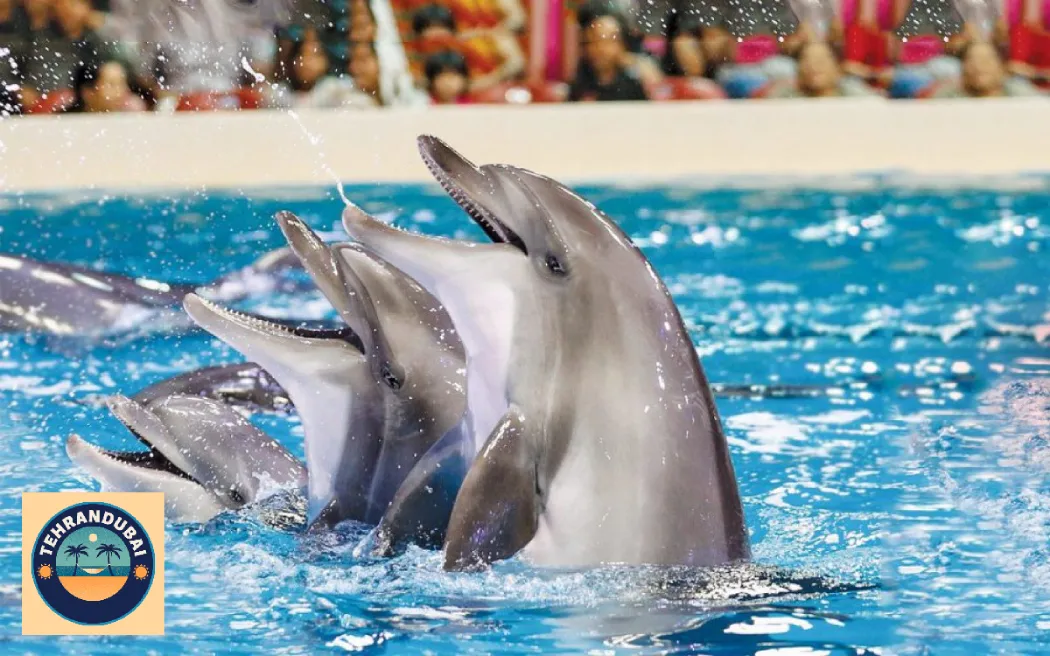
[67,394,306,523]
[182,212,469,550]
[340,135,750,571]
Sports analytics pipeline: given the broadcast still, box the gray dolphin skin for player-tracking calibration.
[182,213,469,549]
[0,247,307,338]
[181,291,372,525]
[66,394,306,523]
[131,362,292,413]
[340,135,750,571]
[274,212,471,551]
[0,253,196,337]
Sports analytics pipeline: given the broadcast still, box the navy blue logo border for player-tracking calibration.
[31,501,155,626]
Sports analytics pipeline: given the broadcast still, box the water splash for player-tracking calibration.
[286,110,351,209]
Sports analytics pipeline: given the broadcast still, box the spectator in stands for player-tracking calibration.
[349,12,377,44]
[834,0,897,88]
[425,49,471,103]
[768,40,881,96]
[932,39,1043,96]
[661,8,707,78]
[64,58,146,113]
[569,10,648,101]
[711,0,805,98]
[413,3,456,41]
[999,0,1050,84]
[21,0,113,112]
[288,33,332,94]
[886,0,966,98]
[575,0,663,88]
[271,33,380,108]
[348,40,383,104]
[410,3,525,93]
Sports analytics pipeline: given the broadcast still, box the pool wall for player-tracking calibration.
[2,99,1049,192]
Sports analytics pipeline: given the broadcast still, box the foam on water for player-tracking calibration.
[1,181,1050,653]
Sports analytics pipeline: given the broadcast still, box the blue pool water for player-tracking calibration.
[2,180,1050,654]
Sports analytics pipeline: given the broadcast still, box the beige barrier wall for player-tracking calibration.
[1,98,1049,192]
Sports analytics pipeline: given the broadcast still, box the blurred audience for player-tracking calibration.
[267,30,390,107]
[662,9,707,78]
[64,57,145,113]
[770,40,881,96]
[425,49,470,102]
[1002,0,1050,84]
[408,2,525,93]
[1,0,1045,115]
[349,41,385,103]
[933,38,1043,95]
[836,0,898,86]
[20,0,114,111]
[571,0,662,87]
[569,9,647,101]
[710,0,808,98]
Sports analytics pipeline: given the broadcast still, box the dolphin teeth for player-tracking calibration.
[191,296,298,337]
[419,146,495,234]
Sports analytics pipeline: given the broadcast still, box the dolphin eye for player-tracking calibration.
[229,488,246,505]
[544,253,568,277]
[381,363,403,391]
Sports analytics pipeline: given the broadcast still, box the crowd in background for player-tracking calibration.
[0,0,1046,115]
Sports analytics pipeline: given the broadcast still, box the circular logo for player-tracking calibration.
[31,502,155,625]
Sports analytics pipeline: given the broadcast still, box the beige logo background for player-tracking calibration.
[22,492,165,635]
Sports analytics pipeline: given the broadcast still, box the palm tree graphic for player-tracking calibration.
[95,543,123,576]
[63,544,88,576]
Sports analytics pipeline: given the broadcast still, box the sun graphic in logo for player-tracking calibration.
[133,565,150,581]
[36,564,53,580]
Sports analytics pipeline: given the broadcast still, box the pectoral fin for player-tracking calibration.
[367,422,472,556]
[442,409,539,572]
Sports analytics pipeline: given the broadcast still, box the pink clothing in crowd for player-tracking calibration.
[1004,0,1050,27]
[545,0,563,81]
[840,0,894,29]
[734,35,779,63]
[897,35,945,63]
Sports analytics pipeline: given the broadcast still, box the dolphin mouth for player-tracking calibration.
[66,434,196,484]
[417,135,527,254]
[185,292,371,528]
[185,294,363,351]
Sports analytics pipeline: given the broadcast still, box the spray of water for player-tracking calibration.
[286,110,351,209]
[234,57,350,208]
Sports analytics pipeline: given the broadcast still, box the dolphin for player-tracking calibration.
[340,135,750,571]
[273,213,473,551]
[0,247,307,338]
[182,212,469,548]
[130,362,292,413]
[67,394,306,523]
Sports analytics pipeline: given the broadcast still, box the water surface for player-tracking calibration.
[1,180,1049,654]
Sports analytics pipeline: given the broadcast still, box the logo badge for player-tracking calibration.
[23,493,164,635]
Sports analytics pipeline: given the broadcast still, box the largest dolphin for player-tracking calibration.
[341,136,750,571]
